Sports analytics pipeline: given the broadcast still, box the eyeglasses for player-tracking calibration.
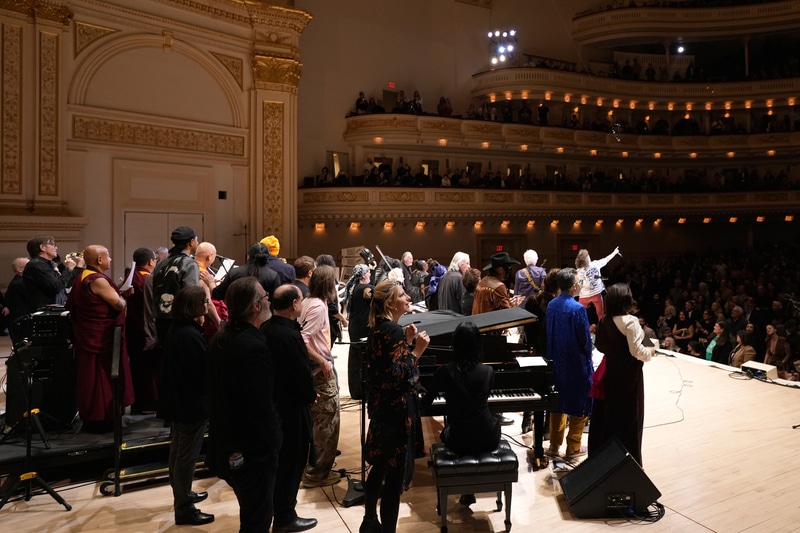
[259,294,269,302]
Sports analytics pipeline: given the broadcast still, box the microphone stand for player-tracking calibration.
[342,340,367,507]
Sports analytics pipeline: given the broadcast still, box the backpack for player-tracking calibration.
[152,254,190,318]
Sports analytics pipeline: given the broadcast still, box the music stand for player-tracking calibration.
[342,341,367,507]
[0,344,72,511]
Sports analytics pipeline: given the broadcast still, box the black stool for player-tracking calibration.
[429,439,519,532]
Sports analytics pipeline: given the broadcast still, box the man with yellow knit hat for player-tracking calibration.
[260,235,295,285]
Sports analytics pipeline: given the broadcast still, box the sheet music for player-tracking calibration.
[516,356,547,367]
[215,258,234,281]
[119,261,136,292]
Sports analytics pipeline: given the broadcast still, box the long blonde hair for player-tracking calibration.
[368,280,402,327]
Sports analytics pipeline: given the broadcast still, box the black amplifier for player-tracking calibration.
[19,305,73,346]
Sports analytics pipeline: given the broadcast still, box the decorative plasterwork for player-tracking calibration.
[0,0,73,26]
[587,195,613,205]
[2,23,21,195]
[435,191,476,203]
[71,115,246,156]
[347,116,418,132]
[253,55,301,92]
[420,120,462,133]
[211,51,243,90]
[39,30,58,196]
[464,122,502,135]
[74,21,118,57]
[378,191,425,203]
[484,192,513,203]
[303,191,369,203]
[262,101,284,236]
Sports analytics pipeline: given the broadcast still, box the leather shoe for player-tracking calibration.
[175,509,215,526]
[273,516,318,532]
[496,414,514,426]
[191,491,208,503]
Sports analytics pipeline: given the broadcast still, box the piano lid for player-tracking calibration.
[398,306,537,339]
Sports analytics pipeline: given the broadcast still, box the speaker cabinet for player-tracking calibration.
[559,438,661,518]
[5,344,78,431]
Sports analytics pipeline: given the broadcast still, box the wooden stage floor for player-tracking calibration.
[1,333,799,532]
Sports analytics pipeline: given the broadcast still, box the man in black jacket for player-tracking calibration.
[261,284,318,533]
[22,235,82,312]
[207,277,282,532]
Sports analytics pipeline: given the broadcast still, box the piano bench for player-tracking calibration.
[429,439,519,533]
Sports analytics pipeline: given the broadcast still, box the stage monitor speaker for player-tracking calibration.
[4,344,78,431]
[559,438,661,518]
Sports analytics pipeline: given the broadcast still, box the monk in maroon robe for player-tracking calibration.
[66,245,135,424]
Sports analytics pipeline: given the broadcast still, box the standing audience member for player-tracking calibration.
[207,277,281,532]
[213,243,280,304]
[460,267,481,316]
[126,247,159,414]
[293,255,316,298]
[66,245,135,432]
[575,246,621,320]
[300,264,342,488]
[400,251,414,295]
[261,285,318,533]
[424,260,447,311]
[342,263,374,401]
[438,252,471,313]
[361,280,429,533]
[162,286,213,526]
[407,259,427,304]
[5,258,29,345]
[420,322,499,507]
[194,242,225,341]
[472,252,519,315]
[261,235,296,284]
[23,235,82,312]
[151,226,199,345]
[315,254,347,346]
[514,249,546,301]
[546,268,594,459]
[589,283,654,466]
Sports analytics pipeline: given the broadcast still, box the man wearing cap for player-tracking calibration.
[151,226,200,344]
[472,252,520,426]
[472,252,519,316]
[260,235,296,285]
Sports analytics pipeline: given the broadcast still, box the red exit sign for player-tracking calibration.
[388,81,396,89]
[572,244,579,251]
[496,245,504,252]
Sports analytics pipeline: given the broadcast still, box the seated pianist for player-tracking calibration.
[419,321,501,506]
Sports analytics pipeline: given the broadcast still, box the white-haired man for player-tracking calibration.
[437,252,471,313]
[514,249,546,303]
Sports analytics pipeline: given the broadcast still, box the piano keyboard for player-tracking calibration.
[429,388,542,405]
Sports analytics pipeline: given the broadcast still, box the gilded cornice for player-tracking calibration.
[0,0,72,26]
[253,55,301,90]
[71,115,246,156]
[74,21,118,57]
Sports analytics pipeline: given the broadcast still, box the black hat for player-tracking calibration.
[483,252,520,271]
[170,226,196,245]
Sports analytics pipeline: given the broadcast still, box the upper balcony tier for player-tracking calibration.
[571,0,800,47]
[470,68,800,113]
[343,114,800,162]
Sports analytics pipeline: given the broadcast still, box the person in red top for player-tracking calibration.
[66,245,135,431]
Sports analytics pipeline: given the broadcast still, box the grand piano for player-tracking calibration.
[399,307,557,467]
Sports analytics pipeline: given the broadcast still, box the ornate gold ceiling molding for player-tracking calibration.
[0,0,72,26]
[74,21,118,57]
[71,115,246,156]
[211,51,243,89]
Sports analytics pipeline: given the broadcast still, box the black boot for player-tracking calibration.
[359,516,381,533]
[521,412,532,434]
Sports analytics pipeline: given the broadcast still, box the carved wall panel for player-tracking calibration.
[2,23,21,195]
[211,51,243,89]
[262,101,284,236]
[39,30,58,196]
[74,21,118,57]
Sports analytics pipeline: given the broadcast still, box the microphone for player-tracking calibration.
[216,254,233,262]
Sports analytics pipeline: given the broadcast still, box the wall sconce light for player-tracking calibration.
[564,94,571,103]
[446,221,455,228]
[705,102,712,111]
[654,153,661,159]
[350,222,361,229]
[703,217,711,223]
[589,149,597,156]
[501,220,511,228]
[374,137,383,144]
[595,219,603,226]
[474,220,484,228]
[689,152,697,159]
[556,147,564,154]
[438,139,447,146]
[415,221,426,228]
[654,218,662,225]
[729,217,738,223]
[726,152,735,158]
[678,218,686,224]
[767,150,776,156]
[756,216,765,222]
[581,95,587,105]
[550,220,559,227]
[573,219,582,227]
[621,151,628,158]
[667,102,674,111]
[635,218,643,225]
[785,215,795,222]
[315,222,326,230]
[384,221,394,229]
[526,220,535,228]
[648,102,655,110]
[520,144,528,151]
[616,219,624,226]
[481,142,490,149]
